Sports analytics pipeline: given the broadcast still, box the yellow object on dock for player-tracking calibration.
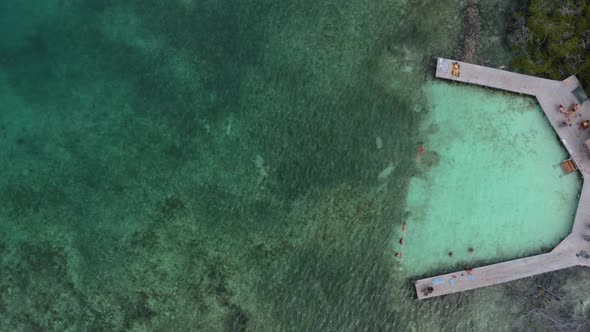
[451,63,460,77]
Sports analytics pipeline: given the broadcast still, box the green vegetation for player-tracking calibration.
[510,0,590,85]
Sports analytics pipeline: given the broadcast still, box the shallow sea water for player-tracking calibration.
[1,0,589,331]
[402,82,581,275]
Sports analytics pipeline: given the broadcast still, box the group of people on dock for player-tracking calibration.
[559,103,581,127]
[559,103,580,116]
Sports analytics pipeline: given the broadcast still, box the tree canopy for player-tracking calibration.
[510,0,590,86]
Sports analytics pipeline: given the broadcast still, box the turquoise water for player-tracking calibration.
[402,82,581,275]
[1,0,590,330]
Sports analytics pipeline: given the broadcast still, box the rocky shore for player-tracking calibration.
[462,3,481,63]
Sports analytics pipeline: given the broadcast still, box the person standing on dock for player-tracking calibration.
[559,105,568,115]
[569,103,581,117]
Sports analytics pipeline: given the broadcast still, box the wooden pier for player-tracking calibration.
[415,58,590,300]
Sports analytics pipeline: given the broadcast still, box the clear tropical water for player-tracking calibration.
[1,0,589,331]
[402,82,581,275]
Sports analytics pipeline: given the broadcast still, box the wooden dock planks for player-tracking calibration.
[435,58,557,96]
[415,58,590,300]
[415,251,583,300]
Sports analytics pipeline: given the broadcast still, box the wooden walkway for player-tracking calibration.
[415,58,590,300]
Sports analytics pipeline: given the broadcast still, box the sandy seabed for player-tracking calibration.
[1,0,589,331]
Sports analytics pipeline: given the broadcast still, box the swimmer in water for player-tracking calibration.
[417,143,425,161]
